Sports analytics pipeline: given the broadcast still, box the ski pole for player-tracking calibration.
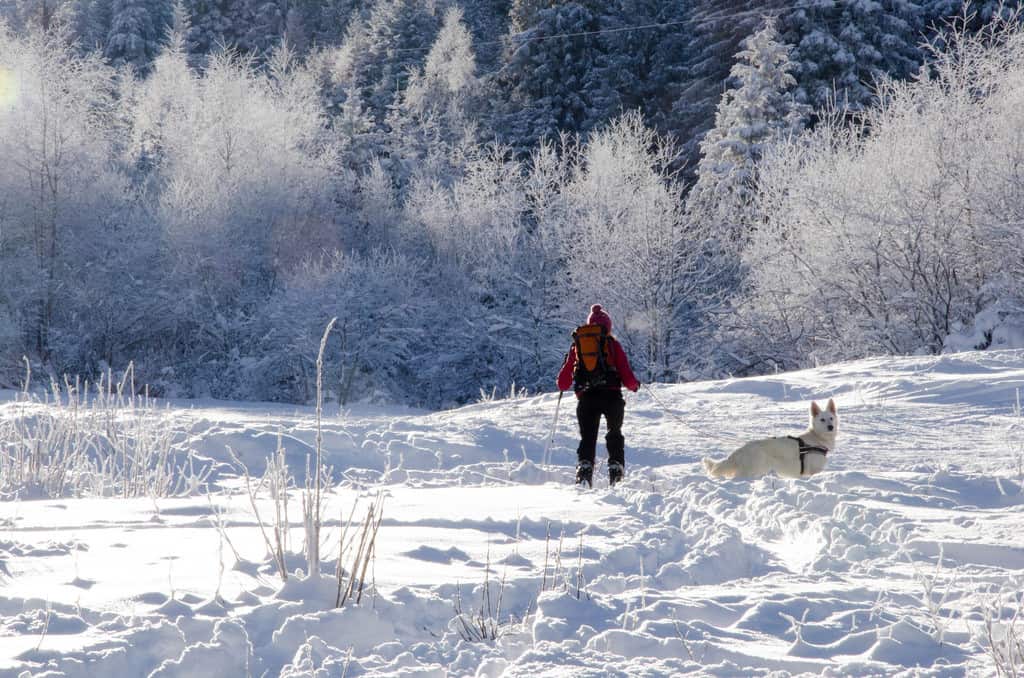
[542,391,564,467]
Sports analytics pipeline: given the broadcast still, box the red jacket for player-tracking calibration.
[557,336,640,394]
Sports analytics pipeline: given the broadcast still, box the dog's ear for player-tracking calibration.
[811,401,821,416]
[827,398,836,414]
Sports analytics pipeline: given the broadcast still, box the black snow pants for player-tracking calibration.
[576,389,625,468]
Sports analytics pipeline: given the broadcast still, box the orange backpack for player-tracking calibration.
[572,324,617,392]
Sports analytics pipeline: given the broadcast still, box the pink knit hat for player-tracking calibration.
[587,304,612,333]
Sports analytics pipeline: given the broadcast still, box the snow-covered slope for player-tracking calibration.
[2,351,1023,676]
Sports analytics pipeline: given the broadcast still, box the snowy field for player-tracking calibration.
[2,351,1024,676]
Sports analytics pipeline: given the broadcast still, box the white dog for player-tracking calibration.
[702,399,838,479]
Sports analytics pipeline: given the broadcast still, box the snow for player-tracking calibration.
[945,305,1024,354]
[2,350,1024,676]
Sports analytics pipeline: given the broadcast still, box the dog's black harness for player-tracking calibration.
[788,436,829,475]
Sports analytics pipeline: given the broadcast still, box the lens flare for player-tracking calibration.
[0,66,17,110]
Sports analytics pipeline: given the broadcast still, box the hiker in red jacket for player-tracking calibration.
[557,304,639,487]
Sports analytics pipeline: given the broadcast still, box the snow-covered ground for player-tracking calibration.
[2,351,1024,676]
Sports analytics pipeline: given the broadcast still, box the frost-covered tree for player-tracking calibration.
[0,23,166,381]
[126,4,195,172]
[555,113,725,380]
[407,5,477,115]
[0,24,129,364]
[397,143,569,399]
[122,43,343,394]
[496,1,614,149]
[386,6,480,187]
[105,0,172,70]
[329,0,439,125]
[778,0,923,112]
[671,0,784,167]
[688,19,806,240]
[729,19,1024,369]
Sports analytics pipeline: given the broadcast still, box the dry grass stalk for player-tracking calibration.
[229,443,291,581]
[335,495,385,607]
[305,317,337,578]
[453,544,507,642]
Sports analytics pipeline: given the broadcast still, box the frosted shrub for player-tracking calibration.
[0,25,132,371]
[0,369,212,499]
[404,146,564,400]
[476,383,530,403]
[733,18,1024,369]
[557,113,725,380]
[137,45,341,289]
[407,146,527,273]
[260,250,428,405]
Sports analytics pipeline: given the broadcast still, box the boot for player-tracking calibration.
[575,461,593,488]
[608,461,624,487]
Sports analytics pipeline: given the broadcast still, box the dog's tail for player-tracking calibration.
[702,456,735,479]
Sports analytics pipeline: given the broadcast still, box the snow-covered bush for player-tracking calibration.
[555,113,726,381]
[257,249,430,405]
[944,303,1024,352]
[402,144,566,401]
[0,24,136,373]
[729,18,1024,371]
[124,41,346,397]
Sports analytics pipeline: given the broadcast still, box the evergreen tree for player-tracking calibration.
[72,0,113,51]
[105,0,172,70]
[671,0,784,168]
[183,0,231,58]
[457,0,509,70]
[387,6,480,185]
[496,1,611,149]
[618,0,695,125]
[331,0,439,125]
[402,5,477,121]
[228,0,284,57]
[688,19,806,238]
[923,0,1023,36]
[778,0,923,112]
[508,0,544,33]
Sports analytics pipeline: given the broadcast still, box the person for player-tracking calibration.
[556,304,640,487]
